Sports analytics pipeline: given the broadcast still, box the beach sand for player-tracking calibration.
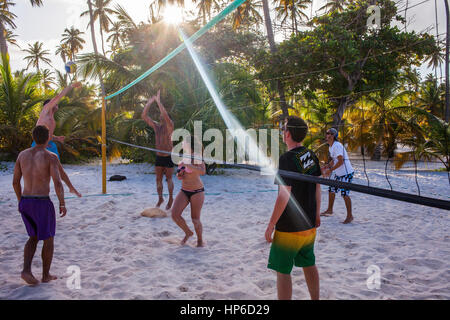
[0,160,449,300]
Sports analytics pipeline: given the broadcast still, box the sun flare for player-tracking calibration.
[162,5,184,25]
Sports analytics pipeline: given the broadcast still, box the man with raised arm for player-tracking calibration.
[141,89,175,210]
[34,82,82,197]
[13,125,67,285]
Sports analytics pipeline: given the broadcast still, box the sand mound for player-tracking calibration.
[140,207,168,218]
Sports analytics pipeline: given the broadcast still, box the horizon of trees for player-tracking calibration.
[0,0,448,171]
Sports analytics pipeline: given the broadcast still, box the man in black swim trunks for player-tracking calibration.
[141,90,175,210]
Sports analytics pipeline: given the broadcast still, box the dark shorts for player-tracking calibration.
[19,196,56,241]
[155,155,175,168]
[329,172,354,196]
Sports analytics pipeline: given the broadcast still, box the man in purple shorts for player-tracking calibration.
[12,125,67,285]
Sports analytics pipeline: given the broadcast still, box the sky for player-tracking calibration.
[8,0,448,80]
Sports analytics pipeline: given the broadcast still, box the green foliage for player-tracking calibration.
[0,53,43,155]
[254,0,438,125]
[1,0,448,167]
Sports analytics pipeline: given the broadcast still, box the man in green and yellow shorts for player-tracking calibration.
[265,116,322,300]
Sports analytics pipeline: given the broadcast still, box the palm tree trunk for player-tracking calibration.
[100,24,106,56]
[261,0,289,120]
[292,9,295,34]
[0,22,8,56]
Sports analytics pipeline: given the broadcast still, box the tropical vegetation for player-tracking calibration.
[0,0,448,171]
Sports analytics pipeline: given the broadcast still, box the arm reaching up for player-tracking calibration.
[155,90,173,130]
[42,81,82,114]
[141,96,157,130]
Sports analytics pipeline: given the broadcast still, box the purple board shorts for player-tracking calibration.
[19,196,56,240]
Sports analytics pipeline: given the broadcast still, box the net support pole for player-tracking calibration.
[87,0,107,194]
[445,0,450,122]
[101,96,107,194]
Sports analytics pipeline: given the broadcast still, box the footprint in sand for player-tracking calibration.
[154,291,176,299]
[108,266,129,276]
[113,247,127,255]
[255,279,275,292]
[178,285,189,292]
[155,231,171,237]
[133,260,146,268]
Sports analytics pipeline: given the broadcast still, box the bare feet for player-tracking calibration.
[70,187,82,198]
[21,271,39,286]
[320,210,333,216]
[181,231,194,245]
[156,197,164,208]
[42,274,57,283]
[165,196,173,210]
[342,216,354,224]
[197,240,204,247]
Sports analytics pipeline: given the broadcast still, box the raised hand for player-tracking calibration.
[156,89,161,104]
[145,95,155,107]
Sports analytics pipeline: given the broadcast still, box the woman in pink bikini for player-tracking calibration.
[171,136,206,247]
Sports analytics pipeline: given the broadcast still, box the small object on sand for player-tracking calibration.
[140,207,167,218]
[109,175,126,181]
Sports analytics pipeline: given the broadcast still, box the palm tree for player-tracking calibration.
[425,42,445,73]
[55,43,70,64]
[114,3,138,30]
[80,0,115,56]
[106,21,123,53]
[194,0,220,25]
[55,70,69,88]
[23,41,51,73]
[0,0,17,56]
[39,68,55,91]
[112,4,138,45]
[395,106,449,173]
[417,74,445,119]
[61,26,85,61]
[232,0,263,29]
[4,28,19,48]
[261,0,290,119]
[363,88,413,160]
[275,0,311,34]
[151,0,185,9]
[0,53,43,155]
[0,0,43,56]
[319,0,347,13]
[86,0,107,193]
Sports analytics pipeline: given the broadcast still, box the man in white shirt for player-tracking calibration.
[321,128,354,224]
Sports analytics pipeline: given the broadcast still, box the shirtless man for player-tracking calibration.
[141,90,175,210]
[13,125,67,285]
[35,82,82,197]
